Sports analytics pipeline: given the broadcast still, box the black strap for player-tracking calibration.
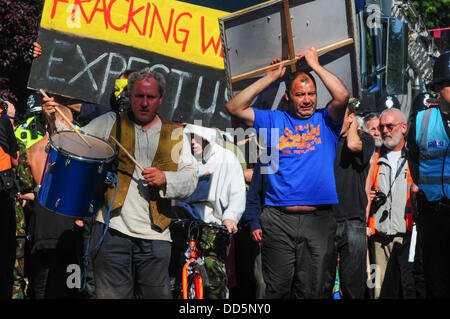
[116,111,122,144]
[394,157,407,184]
[387,157,407,198]
[383,157,408,220]
[112,111,121,174]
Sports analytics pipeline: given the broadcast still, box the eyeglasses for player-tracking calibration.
[379,123,402,131]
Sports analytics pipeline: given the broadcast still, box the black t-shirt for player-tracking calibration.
[0,115,19,156]
[28,200,82,254]
[333,131,375,222]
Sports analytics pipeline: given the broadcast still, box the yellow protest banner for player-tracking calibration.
[43,0,226,69]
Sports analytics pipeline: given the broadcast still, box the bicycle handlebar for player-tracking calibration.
[171,218,229,232]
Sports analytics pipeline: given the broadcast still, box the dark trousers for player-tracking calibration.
[412,223,426,299]
[30,248,83,299]
[253,242,266,299]
[0,192,16,299]
[92,222,172,299]
[335,219,368,299]
[81,217,96,298]
[260,206,337,299]
[421,205,450,298]
[28,202,84,299]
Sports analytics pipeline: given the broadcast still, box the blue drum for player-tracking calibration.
[37,130,116,218]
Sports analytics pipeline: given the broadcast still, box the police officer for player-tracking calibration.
[5,99,35,299]
[0,98,20,298]
[14,91,46,149]
[406,51,450,298]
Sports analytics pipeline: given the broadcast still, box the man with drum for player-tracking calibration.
[42,68,198,299]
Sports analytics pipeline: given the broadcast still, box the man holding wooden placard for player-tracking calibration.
[226,47,349,299]
[43,68,198,299]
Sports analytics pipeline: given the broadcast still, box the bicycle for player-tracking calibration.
[171,218,229,299]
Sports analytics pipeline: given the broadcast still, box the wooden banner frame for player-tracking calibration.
[219,0,358,101]
[231,37,354,83]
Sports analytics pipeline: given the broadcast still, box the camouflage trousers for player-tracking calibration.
[12,200,27,299]
[199,226,230,299]
[12,237,27,299]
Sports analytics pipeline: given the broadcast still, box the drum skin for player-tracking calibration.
[37,131,116,218]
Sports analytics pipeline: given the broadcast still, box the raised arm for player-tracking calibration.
[42,97,76,134]
[41,96,58,135]
[346,115,362,152]
[226,60,286,127]
[296,47,349,122]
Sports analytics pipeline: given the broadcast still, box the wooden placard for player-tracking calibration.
[219,0,359,109]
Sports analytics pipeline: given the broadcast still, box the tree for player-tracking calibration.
[0,0,44,114]
[412,0,450,29]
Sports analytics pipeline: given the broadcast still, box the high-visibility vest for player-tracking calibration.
[415,106,450,201]
[14,116,44,149]
[368,150,413,234]
[15,117,81,149]
[0,113,13,171]
[0,146,12,171]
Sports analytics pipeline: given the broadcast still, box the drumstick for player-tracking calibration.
[39,89,91,148]
[109,135,144,171]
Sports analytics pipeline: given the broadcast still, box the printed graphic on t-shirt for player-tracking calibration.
[277,124,322,154]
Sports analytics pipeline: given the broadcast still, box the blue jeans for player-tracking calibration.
[335,219,368,299]
[92,222,172,299]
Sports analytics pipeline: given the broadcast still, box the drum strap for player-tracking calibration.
[106,112,132,214]
[111,111,121,174]
[106,113,183,232]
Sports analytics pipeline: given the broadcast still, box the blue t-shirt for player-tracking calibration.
[253,107,341,206]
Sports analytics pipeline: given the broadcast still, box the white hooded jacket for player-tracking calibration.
[175,124,246,225]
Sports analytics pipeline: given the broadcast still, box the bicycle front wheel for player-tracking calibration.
[183,262,208,299]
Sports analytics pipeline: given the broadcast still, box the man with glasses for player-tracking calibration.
[370,108,416,298]
[406,51,450,298]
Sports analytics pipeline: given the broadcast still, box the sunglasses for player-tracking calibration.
[379,123,402,131]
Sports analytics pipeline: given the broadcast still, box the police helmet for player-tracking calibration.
[411,92,439,114]
[26,91,43,115]
[431,51,450,90]
[377,94,401,112]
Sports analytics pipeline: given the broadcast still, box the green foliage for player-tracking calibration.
[412,0,450,29]
[0,0,43,108]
